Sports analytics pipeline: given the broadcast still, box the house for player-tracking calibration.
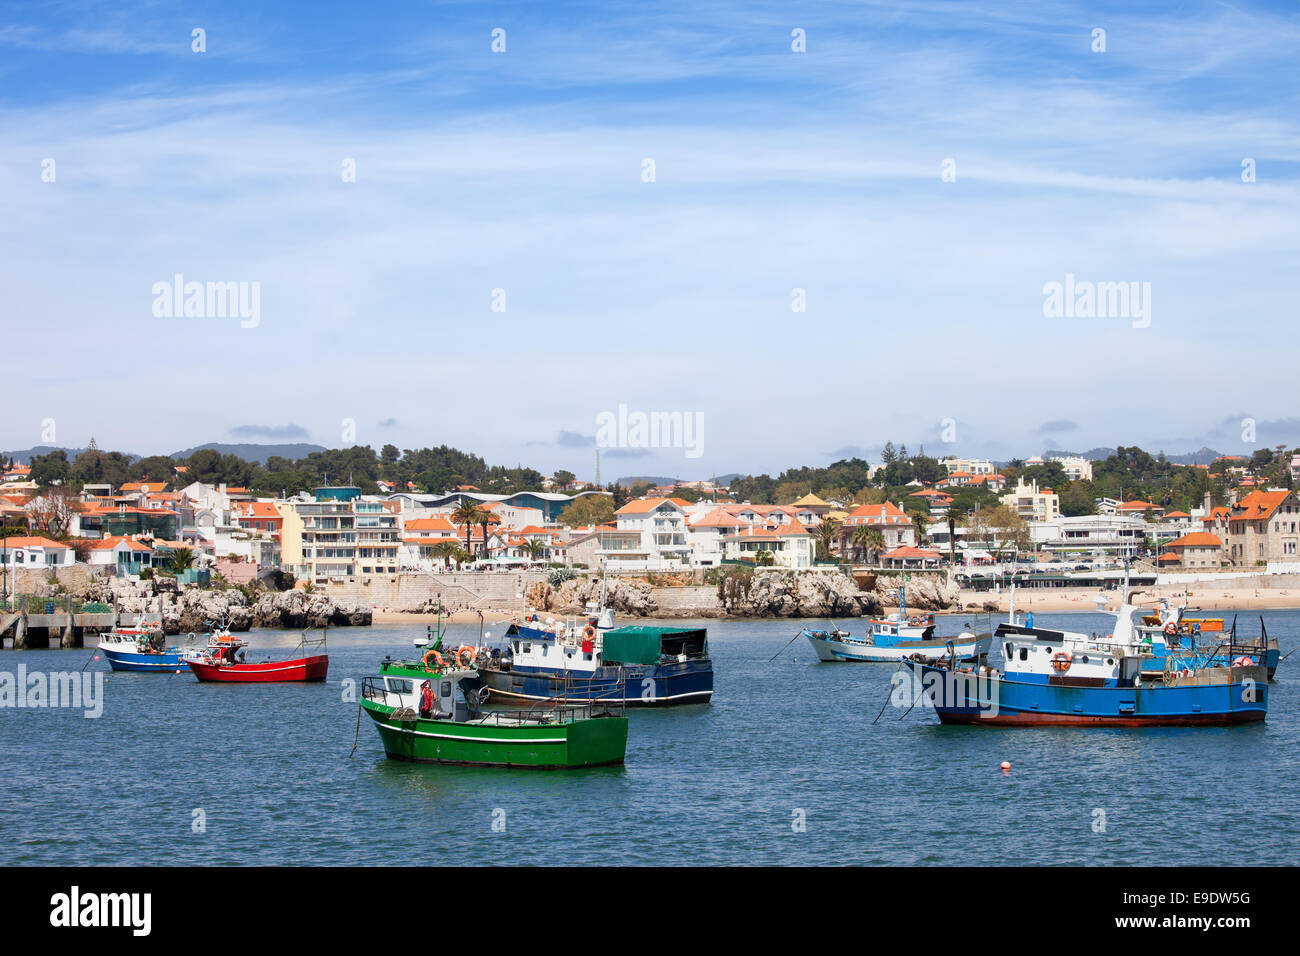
[85,536,155,575]
[0,536,75,570]
[1206,489,1300,566]
[836,501,917,556]
[233,501,283,539]
[1159,532,1223,569]
[721,518,814,568]
[686,506,746,567]
[613,497,691,568]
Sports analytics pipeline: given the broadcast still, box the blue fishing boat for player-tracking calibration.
[900,584,1268,726]
[478,611,713,706]
[98,621,200,673]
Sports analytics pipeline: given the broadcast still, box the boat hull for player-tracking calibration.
[479,659,713,706]
[187,654,329,683]
[360,699,628,768]
[903,660,1268,727]
[100,647,191,673]
[803,630,990,664]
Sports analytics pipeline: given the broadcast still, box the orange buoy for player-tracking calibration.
[1000,761,1011,772]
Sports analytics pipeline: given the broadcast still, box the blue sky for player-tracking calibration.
[3,0,1298,478]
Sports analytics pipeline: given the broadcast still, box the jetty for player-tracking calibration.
[0,597,118,649]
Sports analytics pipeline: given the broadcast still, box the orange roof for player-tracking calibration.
[1166,532,1223,548]
[1158,552,1181,562]
[0,535,70,549]
[120,482,168,493]
[88,535,153,552]
[405,516,457,532]
[844,501,911,525]
[882,546,941,559]
[237,501,281,519]
[1228,489,1291,521]
[780,517,812,536]
[615,497,683,516]
[1163,511,1190,518]
[690,507,745,529]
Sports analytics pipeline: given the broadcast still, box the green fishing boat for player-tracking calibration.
[359,608,628,769]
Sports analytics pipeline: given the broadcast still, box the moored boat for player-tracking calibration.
[186,630,328,683]
[902,582,1268,726]
[360,657,628,768]
[479,605,713,706]
[803,588,991,663]
[98,620,203,673]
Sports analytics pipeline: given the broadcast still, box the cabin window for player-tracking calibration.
[388,679,413,694]
[1019,648,1028,661]
[522,643,532,654]
[512,641,519,653]
[584,652,593,661]
[1005,643,1012,657]
[1081,655,1090,664]
[441,682,451,697]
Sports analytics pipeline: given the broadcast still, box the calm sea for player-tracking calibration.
[3,610,1296,866]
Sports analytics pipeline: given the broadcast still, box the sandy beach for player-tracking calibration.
[950,586,1300,614]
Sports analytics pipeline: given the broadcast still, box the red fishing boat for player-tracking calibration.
[186,630,329,683]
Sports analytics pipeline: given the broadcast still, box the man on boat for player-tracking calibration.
[419,680,434,718]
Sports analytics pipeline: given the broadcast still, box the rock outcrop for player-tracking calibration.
[524,577,659,617]
[714,569,960,618]
[79,579,369,632]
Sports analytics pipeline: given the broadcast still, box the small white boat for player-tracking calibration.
[803,625,991,663]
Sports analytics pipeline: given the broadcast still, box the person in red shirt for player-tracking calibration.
[419,680,434,718]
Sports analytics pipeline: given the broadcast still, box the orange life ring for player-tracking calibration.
[1051,651,1072,673]
[1163,622,1177,636]
[456,645,476,667]
[582,625,597,641]
[423,649,444,672]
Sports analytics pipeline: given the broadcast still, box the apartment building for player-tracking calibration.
[1000,478,1060,523]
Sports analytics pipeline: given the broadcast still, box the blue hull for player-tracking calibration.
[101,647,190,673]
[480,659,713,706]
[904,661,1267,726]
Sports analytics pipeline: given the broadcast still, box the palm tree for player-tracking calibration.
[946,509,959,566]
[451,547,469,570]
[430,541,458,570]
[851,524,874,563]
[521,539,546,564]
[815,517,842,562]
[167,547,195,575]
[478,512,495,560]
[451,499,484,556]
[864,528,886,566]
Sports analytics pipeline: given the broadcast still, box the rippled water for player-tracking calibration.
[3,610,1297,866]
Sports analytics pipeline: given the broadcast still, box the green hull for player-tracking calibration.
[360,698,627,769]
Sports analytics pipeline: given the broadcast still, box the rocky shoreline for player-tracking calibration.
[520,570,961,619]
[80,579,372,633]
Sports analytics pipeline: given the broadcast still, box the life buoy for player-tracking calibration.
[582,625,596,641]
[1163,622,1177,636]
[1232,656,1253,668]
[909,616,920,626]
[424,649,444,672]
[456,645,476,667]
[1051,651,1072,673]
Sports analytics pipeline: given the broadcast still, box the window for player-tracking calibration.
[1019,647,1028,661]
[441,682,451,697]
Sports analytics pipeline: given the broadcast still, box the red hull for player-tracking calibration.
[187,654,329,683]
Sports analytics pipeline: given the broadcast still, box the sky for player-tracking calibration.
[2,0,1298,480]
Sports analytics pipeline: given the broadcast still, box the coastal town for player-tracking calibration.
[4,442,1300,640]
